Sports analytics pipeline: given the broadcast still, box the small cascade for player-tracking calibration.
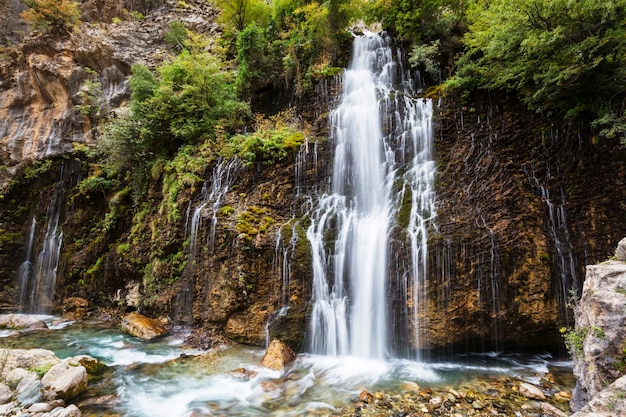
[173,157,243,322]
[295,138,319,195]
[18,181,65,314]
[17,217,37,312]
[527,166,578,324]
[265,222,301,346]
[186,157,244,255]
[307,32,436,359]
[273,222,300,308]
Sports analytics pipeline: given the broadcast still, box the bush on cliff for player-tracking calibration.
[20,0,81,31]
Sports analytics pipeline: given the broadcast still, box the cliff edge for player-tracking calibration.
[570,237,626,415]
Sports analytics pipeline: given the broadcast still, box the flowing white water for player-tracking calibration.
[186,157,243,255]
[527,166,578,324]
[307,32,436,359]
[17,217,37,312]
[18,181,64,314]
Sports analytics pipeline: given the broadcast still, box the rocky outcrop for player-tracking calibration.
[616,237,626,261]
[0,348,100,416]
[571,375,626,417]
[121,312,167,340]
[570,250,626,413]
[424,96,626,352]
[62,297,89,320]
[0,0,220,191]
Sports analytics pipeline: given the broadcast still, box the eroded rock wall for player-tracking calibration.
[422,97,626,353]
[0,0,219,191]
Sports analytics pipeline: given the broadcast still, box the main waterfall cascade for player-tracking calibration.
[307,32,437,359]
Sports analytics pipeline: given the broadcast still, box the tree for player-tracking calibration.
[366,0,467,80]
[453,0,626,139]
[214,0,270,32]
[20,0,81,31]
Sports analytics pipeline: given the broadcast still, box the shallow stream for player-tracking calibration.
[0,315,575,416]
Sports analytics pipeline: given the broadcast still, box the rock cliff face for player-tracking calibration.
[0,0,219,190]
[423,97,626,353]
[570,256,626,413]
[1,0,626,356]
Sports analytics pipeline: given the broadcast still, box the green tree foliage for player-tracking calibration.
[235,24,278,96]
[131,50,249,155]
[232,0,357,97]
[100,50,249,198]
[20,0,81,31]
[367,0,466,78]
[452,0,626,140]
[215,0,271,32]
[164,20,188,50]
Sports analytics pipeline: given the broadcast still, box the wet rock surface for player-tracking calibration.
[259,339,296,371]
[120,312,167,340]
[0,314,49,331]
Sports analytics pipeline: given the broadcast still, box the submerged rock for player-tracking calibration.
[519,382,546,400]
[0,314,48,331]
[120,312,167,340]
[259,339,296,371]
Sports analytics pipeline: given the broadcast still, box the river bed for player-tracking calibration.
[0,315,575,416]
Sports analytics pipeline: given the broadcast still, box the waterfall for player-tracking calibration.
[527,167,578,324]
[17,182,64,314]
[174,157,243,322]
[186,157,243,255]
[307,32,436,359]
[17,217,37,312]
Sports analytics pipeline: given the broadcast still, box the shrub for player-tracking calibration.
[20,0,81,31]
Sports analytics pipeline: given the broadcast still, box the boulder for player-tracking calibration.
[518,382,546,400]
[571,260,626,410]
[0,314,48,331]
[539,402,568,417]
[49,404,81,417]
[28,402,53,413]
[0,349,59,379]
[0,383,12,404]
[5,368,30,386]
[16,372,42,407]
[0,402,18,416]
[65,355,102,375]
[121,312,167,340]
[258,339,296,371]
[616,237,626,261]
[62,297,89,320]
[41,361,87,401]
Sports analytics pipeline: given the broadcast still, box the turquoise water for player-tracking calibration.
[0,316,574,416]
